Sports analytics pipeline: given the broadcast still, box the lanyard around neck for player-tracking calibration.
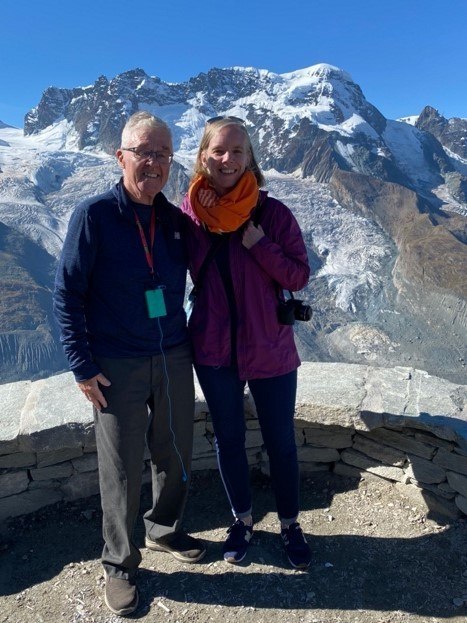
[133,207,156,276]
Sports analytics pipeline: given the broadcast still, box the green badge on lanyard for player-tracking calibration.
[145,287,167,318]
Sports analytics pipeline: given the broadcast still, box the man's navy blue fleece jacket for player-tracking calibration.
[53,181,189,382]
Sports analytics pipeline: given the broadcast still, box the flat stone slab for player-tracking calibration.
[296,363,467,442]
[18,373,91,452]
[1,363,466,456]
[295,363,368,427]
[0,380,31,455]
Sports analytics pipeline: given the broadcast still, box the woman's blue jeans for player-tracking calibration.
[195,365,300,522]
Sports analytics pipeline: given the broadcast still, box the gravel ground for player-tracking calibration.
[1,470,467,623]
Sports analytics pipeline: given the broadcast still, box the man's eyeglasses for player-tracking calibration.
[206,115,245,125]
[121,147,173,164]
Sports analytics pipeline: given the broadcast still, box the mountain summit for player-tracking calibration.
[24,64,466,197]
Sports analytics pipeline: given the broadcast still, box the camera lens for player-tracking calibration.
[293,301,312,322]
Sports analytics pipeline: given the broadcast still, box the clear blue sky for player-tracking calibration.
[1,0,466,128]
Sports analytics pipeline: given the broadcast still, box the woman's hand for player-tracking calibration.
[242,221,265,249]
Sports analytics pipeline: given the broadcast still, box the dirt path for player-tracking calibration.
[1,471,467,623]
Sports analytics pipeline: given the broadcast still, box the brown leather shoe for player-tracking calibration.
[104,573,139,616]
[145,531,206,563]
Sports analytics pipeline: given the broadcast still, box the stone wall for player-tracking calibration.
[1,363,466,525]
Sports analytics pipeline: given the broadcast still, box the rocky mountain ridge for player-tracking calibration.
[23,65,467,202]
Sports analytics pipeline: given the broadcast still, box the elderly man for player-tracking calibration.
[54,111,205,616]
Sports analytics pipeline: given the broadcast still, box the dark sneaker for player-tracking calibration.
[223,520,253,563]
[281,522,311,569]
[104,573,139,616]
[145,531,206,563]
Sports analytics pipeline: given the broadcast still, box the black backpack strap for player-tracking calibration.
[189,193,268,302]
[188,235,227,300]
[251,192,267,227]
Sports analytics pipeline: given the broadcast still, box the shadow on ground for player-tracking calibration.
[1,470,466,620]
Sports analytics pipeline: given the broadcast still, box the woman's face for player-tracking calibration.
[201,124,250,196]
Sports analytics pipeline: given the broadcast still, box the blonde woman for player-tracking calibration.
[181,116,312,569]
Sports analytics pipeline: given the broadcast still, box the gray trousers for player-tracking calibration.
[93,342,195,579]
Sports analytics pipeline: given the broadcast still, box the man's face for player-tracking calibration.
[116,126,173,205]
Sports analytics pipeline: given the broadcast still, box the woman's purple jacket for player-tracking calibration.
[180,190,310,381]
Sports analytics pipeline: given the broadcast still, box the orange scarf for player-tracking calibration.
[188,171,259,233]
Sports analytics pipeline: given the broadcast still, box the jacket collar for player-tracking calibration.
[113,177,170,224]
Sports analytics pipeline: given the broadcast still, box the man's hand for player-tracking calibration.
[78,373,111,410]
[242,221,265,249]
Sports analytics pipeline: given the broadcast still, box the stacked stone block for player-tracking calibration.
[1,364,466,524]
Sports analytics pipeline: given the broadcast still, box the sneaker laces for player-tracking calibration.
[227,519,253,538]
[282,522,306,547]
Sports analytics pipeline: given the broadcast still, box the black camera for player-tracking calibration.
[277,297,312,325]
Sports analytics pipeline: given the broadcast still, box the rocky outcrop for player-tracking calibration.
[1,363,466,523]
[0,329,65,381]
[446,172,467,204]
[24,69,188,154]
[416,106,467,160]
[0,221,67,382]
[326,171,467,383]
[329,170,467,300]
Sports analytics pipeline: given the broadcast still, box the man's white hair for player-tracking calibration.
[121,111,171,147]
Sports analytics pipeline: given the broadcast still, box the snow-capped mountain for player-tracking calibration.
[1,64,466,384]
[24,64,466,206]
